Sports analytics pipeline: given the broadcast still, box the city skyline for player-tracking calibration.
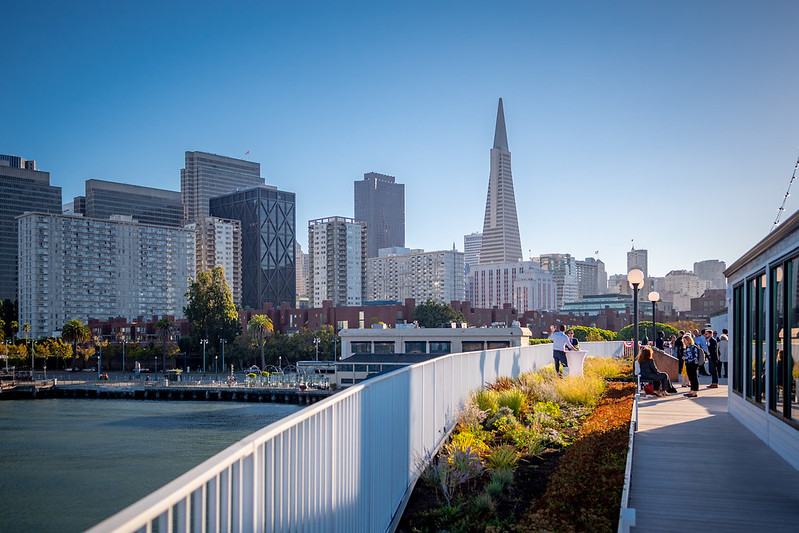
[4,2,799,277]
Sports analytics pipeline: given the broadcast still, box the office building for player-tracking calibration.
[513,267,558,313]
[295,242,309,307]
[479,98,523,264]
[366,247,465,305]
[210,186,296,310]
[185,217,242,306]
[181,151,264,221]
[309,217,366,307]
[78,179,183,227]
[662,269,713,311]
[539,254,579,310]
[354,172,405,258]
[627,246,648,278]
[561,294,634,316]
[0,155,62,301]
[694,259,726,289]
[17,212,194,338]
[467,261,547,309]
[576,257,607,298]
[464,232,482,272]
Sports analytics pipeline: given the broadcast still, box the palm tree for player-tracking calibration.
[156,318,175,373]
[62,319,90,369]
[247,314,273,370]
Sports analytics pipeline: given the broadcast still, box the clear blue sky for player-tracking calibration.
[3,1,799,278]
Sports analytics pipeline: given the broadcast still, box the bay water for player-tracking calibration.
[0,398,303,532]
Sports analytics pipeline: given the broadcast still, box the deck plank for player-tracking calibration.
[628,377,799,532]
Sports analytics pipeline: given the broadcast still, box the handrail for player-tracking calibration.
[617,375,640,533]
[89,341,626,533]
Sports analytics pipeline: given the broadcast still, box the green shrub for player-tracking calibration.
[569,326,616,342]
[486,444,519,471]
[529,338,553,345]
[485,406,515,430]
[497,388,526,418]
[617,321,678,341]
[471,492,495,514]
[457,401,489,432]
[473,390,499,416]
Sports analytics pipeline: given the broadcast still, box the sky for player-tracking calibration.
[3,1,799,279]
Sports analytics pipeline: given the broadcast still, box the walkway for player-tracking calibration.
[629,377,799,532]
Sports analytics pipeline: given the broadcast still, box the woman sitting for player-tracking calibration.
[637,346,674,397]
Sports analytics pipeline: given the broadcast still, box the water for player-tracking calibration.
[0,399,303,532]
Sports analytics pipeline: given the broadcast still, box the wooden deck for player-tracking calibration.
[629,378,799,532]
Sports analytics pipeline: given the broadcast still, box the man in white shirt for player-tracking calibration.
[549,324,575,376]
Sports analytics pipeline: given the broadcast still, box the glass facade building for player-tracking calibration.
[82,179,183,227]
[0,155,62,301]
[210,186,296,309]
[182,151,264,221]
[354,172,405,258]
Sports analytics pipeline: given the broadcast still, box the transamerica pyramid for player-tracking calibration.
[479,98,523,264]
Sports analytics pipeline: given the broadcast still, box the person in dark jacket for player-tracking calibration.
[655,331,665,350]
[704,330,719,388]
[637,346,674,396]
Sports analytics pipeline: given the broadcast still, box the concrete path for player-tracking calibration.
[629,377,799,532]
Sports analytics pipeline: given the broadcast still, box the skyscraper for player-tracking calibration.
[366,247,465,304]
[181,151,264,221]
[575,257,608,298]
[210,186,296,309]
[627,246,648,278]
[185,217,242,306]
[479,98,522,264]
[80,179,183,227]
[0,155,61,301]
[308,217,367,307]
[463,232,482,272]
[354,172,405,258]
[539,253,579,310]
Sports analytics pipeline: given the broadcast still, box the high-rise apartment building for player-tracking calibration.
[0,155,62,301]
[539,254,579,310]
[210,186,296,310]
[464,232,482,272]
[366,247,465,304]
[181,151,264,221]
[354,172,405,258]
[513,268,558,313]
[77,179,183,227]
[185,217,242,306]
[627,246,648,278]
[309,217,366,307]
[662,269,713,311]
[693,259,726,289]
[467,261,550,309]
[479,98,522,264]
[575,257,608,298]
[295,242,309,307]
[17,212,194,338]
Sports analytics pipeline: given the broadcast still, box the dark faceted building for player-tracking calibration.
[354,172,405,258]
[210,186,296,309]
[76,179,183,227]
[0,154,61,301]
[182,151,264,222]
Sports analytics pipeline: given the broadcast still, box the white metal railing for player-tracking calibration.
[88,341,626,533]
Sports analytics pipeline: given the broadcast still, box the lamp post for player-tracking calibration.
[627,269,644,357]
[314,337,319,362]
[333,337,337,360]
[201,339,208,374]
[215,355,218,382]
[97,338,102,380]
[121,338,127,375]
[220,339,227,372]
[648,291,660,346]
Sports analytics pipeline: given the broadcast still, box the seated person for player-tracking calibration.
[637,346,675,397]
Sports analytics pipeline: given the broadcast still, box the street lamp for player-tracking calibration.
[215,355,218,382]
[648,291,660,347]
[627,269,644,357]
[333,336,337,361]
[200,339,208,374]
[220,339,227,372]
[314,337,319,362]
[121,338,127,375]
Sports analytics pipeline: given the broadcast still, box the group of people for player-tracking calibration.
[639,328,729,398]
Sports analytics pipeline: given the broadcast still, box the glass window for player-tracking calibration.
[487,341,510,350]
[746,274,766,405]
[770,264,785,413]
[354,364,367,372]
[462,341,484,352]
[788,258,799,420]
[351,342,371,354]
[405,341,426,354]
[429,341,451,354]
[373,342,395,354]
[733,283,745,394]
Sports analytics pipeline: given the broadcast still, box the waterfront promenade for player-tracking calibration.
[629,379,799,532]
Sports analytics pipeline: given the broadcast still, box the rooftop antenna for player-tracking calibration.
[770,153,799,233]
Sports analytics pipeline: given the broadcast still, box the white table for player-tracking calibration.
[565,350,588,376]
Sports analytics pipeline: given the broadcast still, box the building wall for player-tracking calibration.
[295,242,308,304]
[627,247,648,278]
[694,259,727,289]
[539,253,578,310]
[354,172,405,258]
[0,156,62,301]
[513,267,557,313]
[210,186,296,309]
[308,217,366,307]
[17,213,194,338]
[366,248,465,304]
[181,151,263,221]
[185,216,242,306]
[464,232,482,271]
[467,261,539,309]
[83,179,183,227]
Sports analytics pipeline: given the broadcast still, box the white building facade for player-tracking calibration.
[309,216,366,307]
[185,216,241,306]
[663,269,713,311]
[18,212,194,338]
[467,260,553,310]
[366,247,465,304]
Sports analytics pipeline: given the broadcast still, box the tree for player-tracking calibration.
[156,318,175,372]
[412,299,466,328]
[184,267,241,351]
[617,322,679,342]
[62,319,91,368]
[247,314,273,369]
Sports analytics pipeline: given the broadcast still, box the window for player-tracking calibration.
[351,342,371,354]
[746,274,766,405]
[487,341,510,350]
[405,341,426,354]
[374,342,395,354]
[429,341,451,354]
[768,259,799,423]
[462,341,484,352]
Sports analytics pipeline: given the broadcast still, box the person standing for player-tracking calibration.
[655,331,665,350]
[683,334,700,397]
[705,330,719,388]
[674,331,687,386]
[567,329,579,350]
[718,329,729,378]
[695,329,710,376]
[548,324,574,376]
